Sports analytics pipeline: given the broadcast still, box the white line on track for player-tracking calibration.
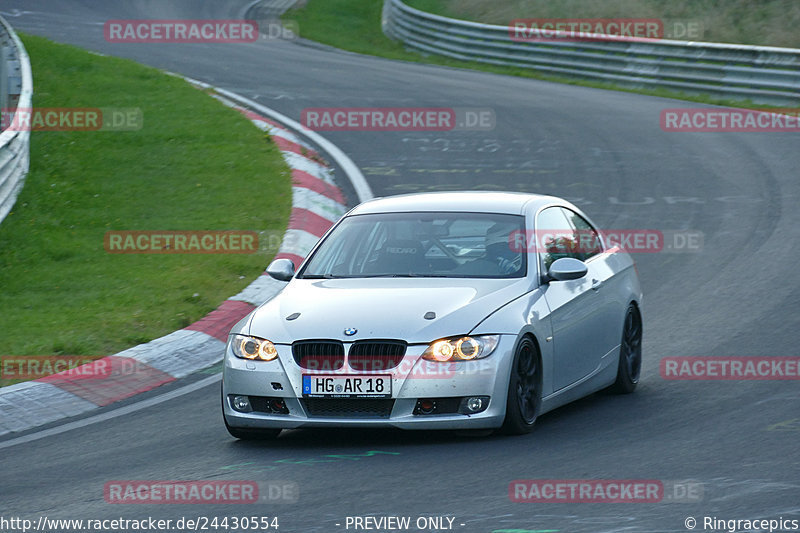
[0,374,221,450]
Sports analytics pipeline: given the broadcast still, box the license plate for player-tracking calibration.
[302,375,391,398]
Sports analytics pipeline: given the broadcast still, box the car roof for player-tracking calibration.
[348,191,566,216]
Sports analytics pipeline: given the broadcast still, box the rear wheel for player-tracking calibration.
[501,336,541,435]
[607,304,642,394]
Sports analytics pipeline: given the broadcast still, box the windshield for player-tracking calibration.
[299,212,527,279]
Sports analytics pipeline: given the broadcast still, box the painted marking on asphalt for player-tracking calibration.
[38,355,176,407]
[228,274,286,306]
[292,169,346,204]
[185,299,256,342]
[274,228,325,262]
[268,126,314,149]
[234,106,285,131]
[122,329,224,379]
[281,151,335,183]
[200,362,224,374]
[0,374,221,449]
[766,418,800,431]
[291,187,348,222]
[288,207,335,238]
[273,135,320,160]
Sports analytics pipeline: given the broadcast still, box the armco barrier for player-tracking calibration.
[382,0,800,106]
[0,15,32,226]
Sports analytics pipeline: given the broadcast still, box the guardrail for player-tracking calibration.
[382,0,800,106]
[0,15,32,226]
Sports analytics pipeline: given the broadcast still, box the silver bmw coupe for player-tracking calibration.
[222,192,643,438]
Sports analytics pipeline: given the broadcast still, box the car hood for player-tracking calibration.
[245,277,531,344]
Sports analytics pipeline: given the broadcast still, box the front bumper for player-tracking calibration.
[221,335,517,430]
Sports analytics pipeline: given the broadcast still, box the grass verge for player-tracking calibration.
[286,0,785,109]
[0,34,292,385]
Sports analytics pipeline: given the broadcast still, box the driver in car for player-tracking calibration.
[452,222,523,277]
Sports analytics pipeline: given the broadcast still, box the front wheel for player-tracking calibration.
[606,304,642,394]
[500,336,541,435]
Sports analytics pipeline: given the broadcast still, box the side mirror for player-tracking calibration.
[266,258,295,282]
[547,257,588,282]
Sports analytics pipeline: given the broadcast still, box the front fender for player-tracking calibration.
[470,288,555,398]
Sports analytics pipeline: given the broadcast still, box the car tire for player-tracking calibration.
[500,336,541,435]
[606,304,642,394]
[221,386,281,440]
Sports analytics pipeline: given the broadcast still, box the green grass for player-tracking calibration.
[0,34,292,382]
[406,0,800,49]
[291,0,428,61]
[286,0,789,109]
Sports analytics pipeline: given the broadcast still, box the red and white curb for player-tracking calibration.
[0,86,367,437]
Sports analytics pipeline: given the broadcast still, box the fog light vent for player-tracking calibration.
[231,395,252,412]
[459,396,489,414]
[415,399,437,415]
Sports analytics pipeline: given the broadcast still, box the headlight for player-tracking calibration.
[230,334,278,361]
[422,335,500,362]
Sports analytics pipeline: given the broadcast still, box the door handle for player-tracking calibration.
[591,279,602,291]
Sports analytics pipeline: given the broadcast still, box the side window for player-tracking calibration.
[564,209,603,261]
[536,207,576,271]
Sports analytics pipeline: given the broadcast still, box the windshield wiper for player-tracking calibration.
[358,273,450,278]
[303,273,451,279]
